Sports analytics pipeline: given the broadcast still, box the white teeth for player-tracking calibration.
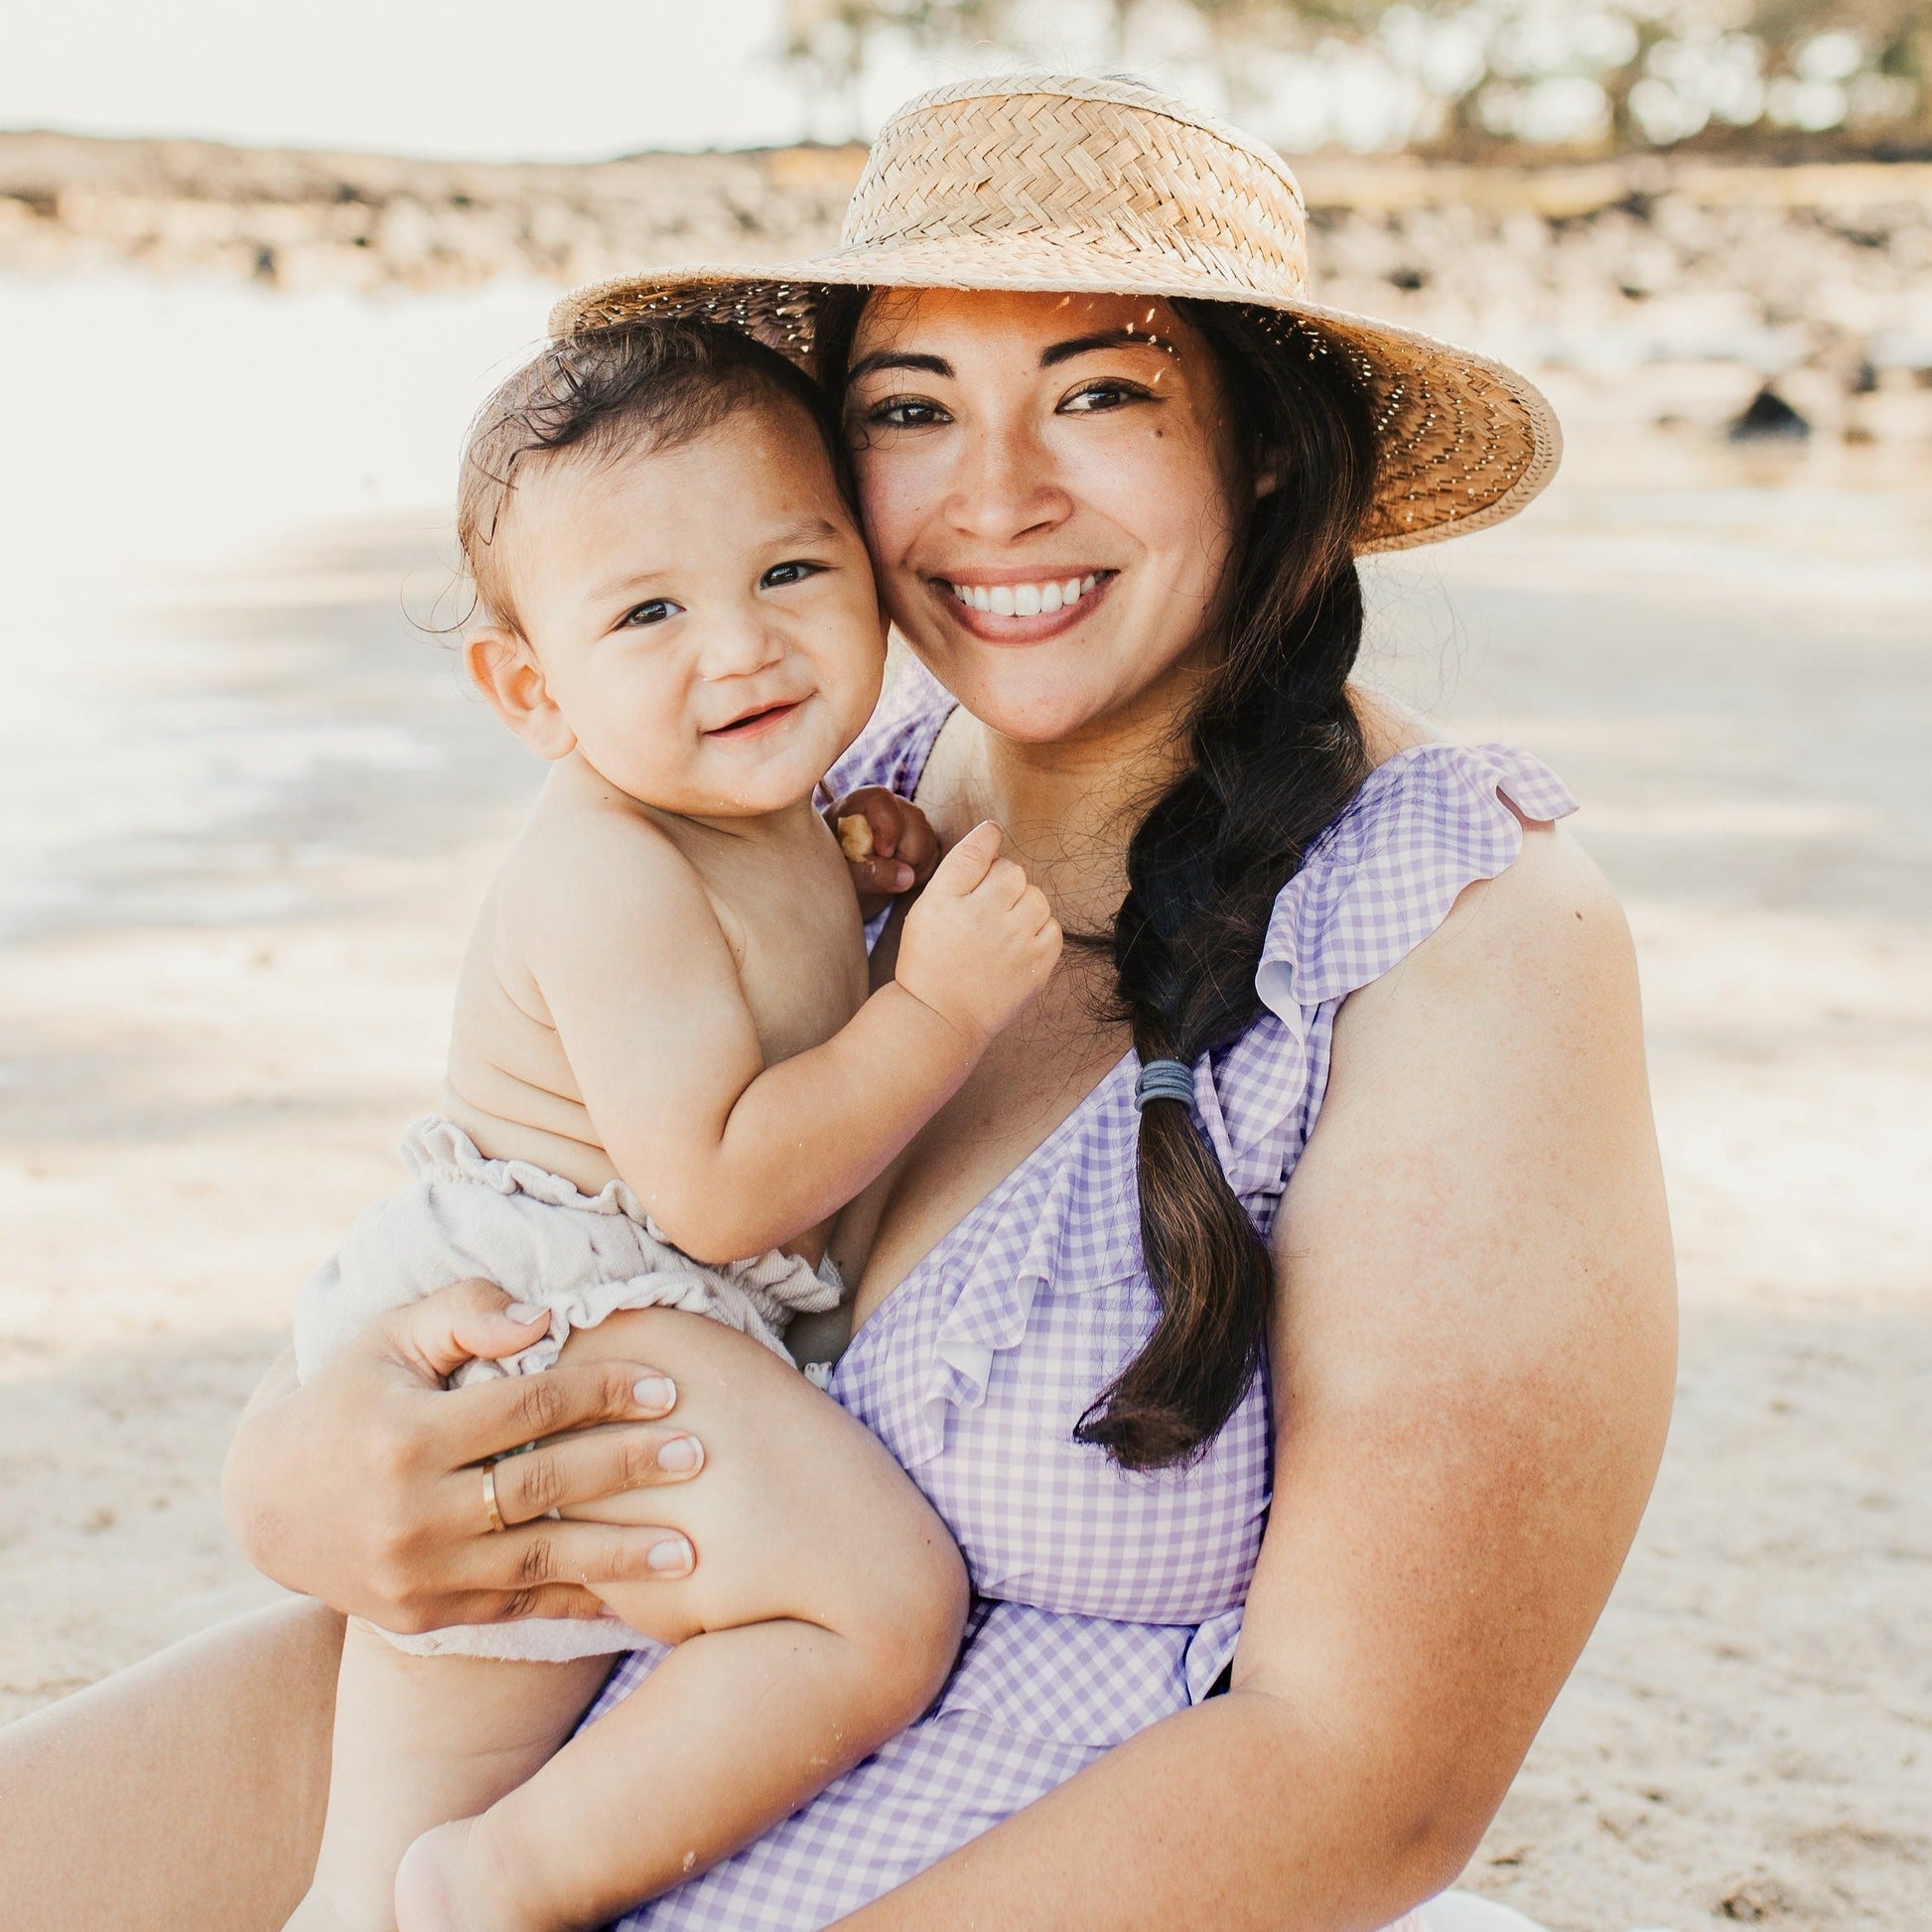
[947,575,1103,617]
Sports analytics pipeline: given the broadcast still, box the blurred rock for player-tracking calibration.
[2,132,1929,441]
[1728,384,1812,440]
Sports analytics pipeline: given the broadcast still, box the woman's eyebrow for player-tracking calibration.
[1040,329,1179,366]
[846,348,953,382]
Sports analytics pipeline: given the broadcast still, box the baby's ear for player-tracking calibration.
[465,626,577,760]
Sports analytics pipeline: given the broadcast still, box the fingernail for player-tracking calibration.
[893,864,914,890]
[647,1535,694,1576]
[656,1435,703,1473]
[633,1375,676,1413]
[505,1303,546,1324]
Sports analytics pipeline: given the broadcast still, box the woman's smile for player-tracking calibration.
[928,568,1117,645]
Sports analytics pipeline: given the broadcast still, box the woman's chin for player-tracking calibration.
[909,639,1155,749]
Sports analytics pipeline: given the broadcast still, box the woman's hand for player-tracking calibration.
[827,785,941,918]
[222,1279,706,1634]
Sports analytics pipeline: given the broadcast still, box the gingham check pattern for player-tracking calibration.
[593,662,1577,1929]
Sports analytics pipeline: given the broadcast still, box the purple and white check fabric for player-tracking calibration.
[592,660,1578,1930]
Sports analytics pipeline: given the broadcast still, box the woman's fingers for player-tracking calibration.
[435,1352,680,1467]
[455,1516,695,1599]
[850,853,917,897]
[374,1276,549,1385]
[483,1421,704,1528]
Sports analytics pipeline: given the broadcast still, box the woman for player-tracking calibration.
[0,75,1675,1932]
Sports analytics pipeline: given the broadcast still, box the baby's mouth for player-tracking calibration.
[707,698,804,740]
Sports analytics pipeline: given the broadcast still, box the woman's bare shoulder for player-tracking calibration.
[1346,681,1439,764]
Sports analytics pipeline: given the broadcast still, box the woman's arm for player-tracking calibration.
[224,1279,711,1631]
[839,823,1677,1930]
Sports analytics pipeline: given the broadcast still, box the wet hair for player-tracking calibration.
[816,288,1378,1470]
[457,318,855,632]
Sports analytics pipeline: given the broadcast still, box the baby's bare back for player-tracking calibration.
[441,756,870,1205]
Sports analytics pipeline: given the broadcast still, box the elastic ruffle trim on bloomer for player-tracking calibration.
[398,1116,840,1378]
[900,741,1578,1465]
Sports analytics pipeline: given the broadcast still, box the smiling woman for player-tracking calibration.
[0,74,1671,1932]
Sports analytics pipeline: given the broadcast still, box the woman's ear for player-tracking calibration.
[1252,448,1286,500]
[465,627,577,760]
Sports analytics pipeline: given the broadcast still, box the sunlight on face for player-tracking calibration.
[495,401,886,818]
[843,289,1252,748]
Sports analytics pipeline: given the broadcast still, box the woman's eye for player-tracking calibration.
[1060,380,1151,414]
[862,396,951,430]
[618,599,679,627]
[761,559,826,590]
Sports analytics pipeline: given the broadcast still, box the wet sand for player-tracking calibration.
[0,278,1927,1928]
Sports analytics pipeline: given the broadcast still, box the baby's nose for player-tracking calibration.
[699,612,784,678]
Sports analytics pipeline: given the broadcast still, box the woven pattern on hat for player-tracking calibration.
[550,72,1562,555]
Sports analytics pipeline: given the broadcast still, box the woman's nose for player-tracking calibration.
[944,419,1071,542]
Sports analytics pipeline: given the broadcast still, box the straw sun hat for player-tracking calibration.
[551,72,1561,552]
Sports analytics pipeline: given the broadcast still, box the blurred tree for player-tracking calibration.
[782,0,1931,153]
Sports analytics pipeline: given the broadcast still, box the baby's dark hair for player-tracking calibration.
[458,319,854,631]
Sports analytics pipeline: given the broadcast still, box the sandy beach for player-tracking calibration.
[0,238,1928,1932]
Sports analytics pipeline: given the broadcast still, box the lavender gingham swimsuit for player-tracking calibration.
[590,659,1578,1931]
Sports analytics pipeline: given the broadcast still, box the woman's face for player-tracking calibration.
[843,289,1253,746]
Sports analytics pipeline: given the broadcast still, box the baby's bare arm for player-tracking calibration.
[508,810,1057,1263]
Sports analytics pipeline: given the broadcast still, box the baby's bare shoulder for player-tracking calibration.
[493,775,717,958]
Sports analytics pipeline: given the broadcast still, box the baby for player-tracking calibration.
[284,320,1061,1932]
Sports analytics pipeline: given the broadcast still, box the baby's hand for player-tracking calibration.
[827,786,941,918]
[895,821,1062,1046]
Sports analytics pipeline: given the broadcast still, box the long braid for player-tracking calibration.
[1073,303,1377,1468]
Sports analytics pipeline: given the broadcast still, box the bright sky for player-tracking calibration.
[0,0,1010,160]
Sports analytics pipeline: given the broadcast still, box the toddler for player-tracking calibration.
[284,320,1061,1932]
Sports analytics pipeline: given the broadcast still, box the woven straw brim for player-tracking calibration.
[551,249,1561,556]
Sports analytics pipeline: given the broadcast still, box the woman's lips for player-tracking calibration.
[932,571,1116,644]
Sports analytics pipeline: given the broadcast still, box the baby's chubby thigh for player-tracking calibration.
[551,1311,969,1694]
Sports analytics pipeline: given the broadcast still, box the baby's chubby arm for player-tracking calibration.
[516,814,1060,1263]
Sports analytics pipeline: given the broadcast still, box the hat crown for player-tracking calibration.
[841,73,1312,303]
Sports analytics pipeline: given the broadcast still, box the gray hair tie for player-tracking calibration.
[1134,1058,1196,1111]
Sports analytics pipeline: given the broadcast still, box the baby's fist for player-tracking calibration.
[825,785,941,917]
[896,822,1062,1045]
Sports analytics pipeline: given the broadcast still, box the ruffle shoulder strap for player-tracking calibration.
[1200,742,1578,1199]
[1256,740,1578,1019]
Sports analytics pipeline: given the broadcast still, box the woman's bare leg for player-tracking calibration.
[0,1596,345,1932]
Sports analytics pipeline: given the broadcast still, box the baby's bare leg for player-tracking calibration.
[288,1620,607,1932]
[398,1310,968,1932]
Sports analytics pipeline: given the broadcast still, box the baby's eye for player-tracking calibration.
[618,599,680,627]
[760,559,826,590]
[1059,379,1152,414]
[861,396,951,430]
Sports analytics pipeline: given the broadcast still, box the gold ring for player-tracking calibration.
[482,1461,506,1535]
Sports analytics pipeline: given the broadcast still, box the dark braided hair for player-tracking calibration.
[818,290,1380,1471]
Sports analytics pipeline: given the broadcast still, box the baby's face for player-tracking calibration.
[487,399,885,817]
